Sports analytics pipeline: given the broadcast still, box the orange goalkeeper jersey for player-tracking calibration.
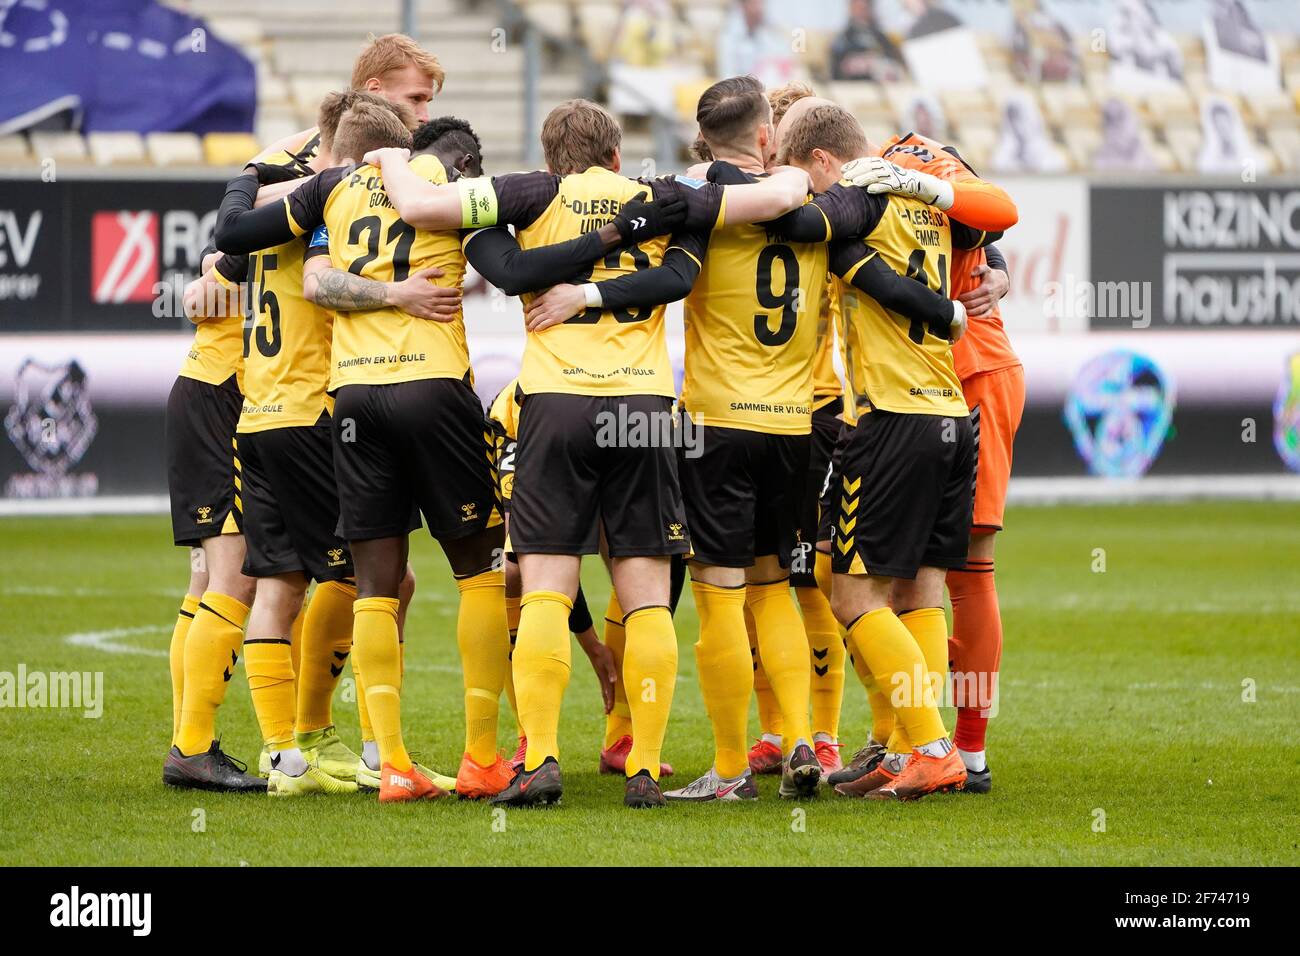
[881,132,1021,381]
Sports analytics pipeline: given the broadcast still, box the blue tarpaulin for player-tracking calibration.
[0,0,255,134]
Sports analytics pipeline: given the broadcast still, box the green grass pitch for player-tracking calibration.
[1,502,1297,866]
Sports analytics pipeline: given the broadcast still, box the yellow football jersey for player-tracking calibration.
[515,167,674,397]
[835,196,967,419]
[488,378,521,501]
[178,280,244,391]
[811,274,842,410]
[180,132,320,394]
[319,154,470,390]
[680,216,827,434]
[237,242,335,431]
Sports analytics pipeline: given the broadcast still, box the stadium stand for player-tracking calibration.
[0,0,1295,173]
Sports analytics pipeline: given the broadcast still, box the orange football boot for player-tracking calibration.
[814,739,843,774]
[455,752,515,799]
[868,748,967,801]
[510,736,527,771]
[747,738,783,775]
[833,760,898,798]
[599,735,674,777]
[378,763,449,803]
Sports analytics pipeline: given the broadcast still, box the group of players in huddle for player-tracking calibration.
[161,32,1023,808]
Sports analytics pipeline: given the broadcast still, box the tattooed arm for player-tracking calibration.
[302,254,461,320]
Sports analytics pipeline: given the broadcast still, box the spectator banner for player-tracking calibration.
[1091,184,1300,331]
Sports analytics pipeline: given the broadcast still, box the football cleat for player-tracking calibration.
[163,740,266,793]
[778,742,822,799]
[510,736,527,771]
[814,739,843,775]
[828,738,886,787]
[664,767,758,802]
[868,748,967,801]
[257,745,271,778]
[599,735,674,777]
[489,756,563,808]
[296,725,360,782]
[962,765,992,795]
[623,769,666,809]
[267,760,358,797]
[455,752,515,799]
[834,760,898,798]
[356,758,380,791]
[378,763,449,803]
[747,738,783,775]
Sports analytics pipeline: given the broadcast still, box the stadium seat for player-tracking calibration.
[29,131,89,165]
[146,132,205,166]
[203,131,261,166]
[1267,127,1300,171]
[0,134,31,165]
[87,131,147,166]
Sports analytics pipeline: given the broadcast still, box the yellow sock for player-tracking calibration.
[503,593,522,738]
[798,584,844,739]
[899,607,950,740]
[603,590,632,747]
[296,579,356,733]
[289,600,305,686]
[515,590,572,770]
[747,581,811,752]
[456,569,510,765]
[747,606,784,738]
[623,605,677,780]
[245,637,296,750]
[821,549,896,745]
[352,655,373,744]
[847,607,946,747]
[352,596,408,772]
[176,591,249,756]
[691,582,752,779]
[169,593,200,744]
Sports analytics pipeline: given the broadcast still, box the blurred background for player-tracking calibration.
[1,0,1299,509]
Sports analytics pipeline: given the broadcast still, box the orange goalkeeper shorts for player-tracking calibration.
[963,364,1025,532]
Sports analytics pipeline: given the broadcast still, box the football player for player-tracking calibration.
[365,98,813,807]
[843,137,1021,793]
[770,98,1000,800]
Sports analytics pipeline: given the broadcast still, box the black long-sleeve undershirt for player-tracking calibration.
[462,226,619,297]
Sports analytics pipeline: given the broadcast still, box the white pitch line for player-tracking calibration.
[65,625,170,658]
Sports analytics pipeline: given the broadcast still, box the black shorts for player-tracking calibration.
[238,418,354,582]
[331,378,499,542]
[831,409,976,580]
[680,423,809,569]
[791,398,842,586]
[166,374,243,547]
[817,418,853,549]
[509,392,689,558]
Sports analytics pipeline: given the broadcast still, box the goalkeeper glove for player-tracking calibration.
[840,156,955,211]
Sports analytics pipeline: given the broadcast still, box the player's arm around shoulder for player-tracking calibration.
[719,165,811,226]
[364,147,464,230]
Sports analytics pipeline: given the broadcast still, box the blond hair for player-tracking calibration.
[778,103,868,166]
[767,81,815,127]
[333,98,416,164]
[540,99,621,175]
[318,90,409,154]
[350,33,445,94]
